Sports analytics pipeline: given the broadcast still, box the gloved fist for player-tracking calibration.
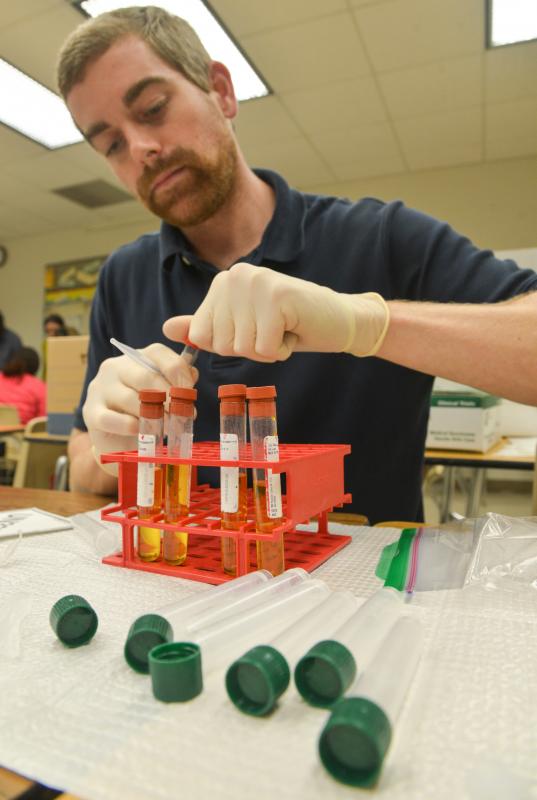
[83,343,197,473]
[163,263,389,361]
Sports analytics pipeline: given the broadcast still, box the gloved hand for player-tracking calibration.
[83,343,197,474]
[163,263,389,361]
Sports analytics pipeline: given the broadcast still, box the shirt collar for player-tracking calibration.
[159,168,307,271]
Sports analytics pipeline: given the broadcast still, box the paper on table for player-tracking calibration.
[494,436,537,458]
[0,508,73,540]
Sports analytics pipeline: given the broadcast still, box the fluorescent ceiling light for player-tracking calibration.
[0,59,83,149]
[488,0,537,47]
[76,0,270,101]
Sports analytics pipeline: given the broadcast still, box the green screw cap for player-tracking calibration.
[226,645,291,716]
[124,614,172,674]
[149,641,203,702]
[318,696,392,787]
[49,594,98,648]
[294,639,356,708]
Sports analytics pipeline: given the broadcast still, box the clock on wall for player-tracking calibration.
[0,246,7,267]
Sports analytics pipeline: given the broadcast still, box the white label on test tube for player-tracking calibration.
[137,433,156,507]
[263,435,282,518]
[220,433,239,513]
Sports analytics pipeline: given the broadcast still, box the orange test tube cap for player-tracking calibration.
[170,387,197,401]
[218,384,247,398]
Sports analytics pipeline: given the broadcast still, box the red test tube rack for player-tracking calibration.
[100,441,353,584]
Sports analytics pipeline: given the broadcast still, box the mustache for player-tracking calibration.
[137,147,202,198]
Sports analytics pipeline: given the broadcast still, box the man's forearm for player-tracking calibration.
[68,430,118,495]
[377,292,537,405]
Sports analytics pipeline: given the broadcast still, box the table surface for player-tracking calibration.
[23,431,70,443]
[425,436,535,469]
[0,424,24,435]
[0,492,535,800]
[0,486,109,516]
[0,487,106,800]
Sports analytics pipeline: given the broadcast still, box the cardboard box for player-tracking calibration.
[426,391,502,452]
[46,335,89,435]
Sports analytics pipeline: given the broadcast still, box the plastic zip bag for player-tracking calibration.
[464,512,537,590]
[376,520,479,593]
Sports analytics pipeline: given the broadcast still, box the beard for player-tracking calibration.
[136,133,238,228]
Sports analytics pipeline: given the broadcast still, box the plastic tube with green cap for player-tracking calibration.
[318,615,423,788]
[125,568,311,673]
[294,587,403,708]
[226,589,359,716]
[192,577,330,678]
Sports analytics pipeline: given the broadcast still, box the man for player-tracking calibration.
[58,6,537,522]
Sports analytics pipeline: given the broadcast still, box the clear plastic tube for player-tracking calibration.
[294,587,404,708]
[174,567,310,635]
[164,387,196,565]
[330,587,403,672]
[137,390,166,562]
[350,615,423,723]
[219,384,248,576]
[271,590,359,662]
[247,386,284,576]
[194,577,330,674]
[318,616,424,788]
[225,590,360,716]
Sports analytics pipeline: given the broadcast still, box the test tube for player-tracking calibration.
[246,386,285,576]
[318,616,424,788]
[226,589,359,716]
[219,384,248,576]
[163,386,197,565]
[192,577,331,675]
[137,389,166,562]
[294,587,404,707]
[124,568,310,673]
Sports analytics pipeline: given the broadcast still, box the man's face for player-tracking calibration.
[67,35,238,227]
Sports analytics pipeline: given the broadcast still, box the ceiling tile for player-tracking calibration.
[486,98,537,160]
[281,76,387,136]
[394,108,482,170]
[485,41,537,104]
[211,0,347,37]
[235,96,303,147]
[241,136,334,187]
[310,122,405,180]
[354,0,483,73]
[0,124,46,164]
[0,3,82,91]
[2,150,92,190]
[0,0,57,31]
[379,56,482,120]
[242,12,370,93]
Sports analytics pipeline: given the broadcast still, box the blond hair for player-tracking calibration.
[57,5,211,99]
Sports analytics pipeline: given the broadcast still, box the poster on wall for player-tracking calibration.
[44,255,107,335]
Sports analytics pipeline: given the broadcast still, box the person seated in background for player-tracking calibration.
[0,311,22,371]
[44,314,68,337]
[0,347,46,424]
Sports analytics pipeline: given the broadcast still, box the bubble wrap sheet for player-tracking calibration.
[0,523,536,800]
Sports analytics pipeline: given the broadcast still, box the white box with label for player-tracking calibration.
[426,391,502,453]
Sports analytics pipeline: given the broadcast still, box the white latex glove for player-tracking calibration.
[163,263,389,361]
[83,343,197,474]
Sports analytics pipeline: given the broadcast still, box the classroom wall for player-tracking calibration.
[1,152,536,356]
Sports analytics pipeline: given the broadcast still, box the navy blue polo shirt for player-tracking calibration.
[75,169,537,523]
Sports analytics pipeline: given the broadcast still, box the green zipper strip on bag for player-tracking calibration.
[383,528,417,591]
